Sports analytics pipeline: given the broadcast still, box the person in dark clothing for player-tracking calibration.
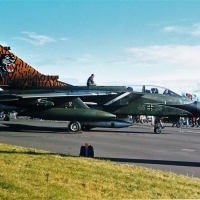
[87,74,96,86]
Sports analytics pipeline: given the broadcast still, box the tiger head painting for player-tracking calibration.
[0,54,15,73]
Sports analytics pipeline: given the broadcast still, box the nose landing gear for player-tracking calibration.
[154,117,164,134]
[154,126,162,134]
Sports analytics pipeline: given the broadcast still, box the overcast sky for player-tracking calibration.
[1,0,200,96]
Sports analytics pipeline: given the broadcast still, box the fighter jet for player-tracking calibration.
[0,90,136,132]
[87,85,200,133]
[1,45,200,134]
[0,45,132,131]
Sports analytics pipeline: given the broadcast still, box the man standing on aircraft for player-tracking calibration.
[87,74,96,86]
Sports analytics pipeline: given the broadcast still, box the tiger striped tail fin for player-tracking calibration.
[0,45,70,88]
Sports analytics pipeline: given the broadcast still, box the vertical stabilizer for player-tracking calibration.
[0,45,68,87]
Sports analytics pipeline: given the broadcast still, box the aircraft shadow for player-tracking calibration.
[1,123,155,134]
[0,150,68,157]
[0,123,172,135]
[91,129,154,134]
[0,148,199,168]
[91,129,171,134]
[95,157,200,167]
[0,123,81,134]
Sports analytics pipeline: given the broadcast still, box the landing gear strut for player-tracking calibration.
[154,117,163,134]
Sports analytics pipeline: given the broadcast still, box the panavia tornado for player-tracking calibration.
[1,45,200,133]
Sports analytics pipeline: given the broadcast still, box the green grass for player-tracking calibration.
[0,143,200,199]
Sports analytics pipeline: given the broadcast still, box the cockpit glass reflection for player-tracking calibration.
[126,85,181,97]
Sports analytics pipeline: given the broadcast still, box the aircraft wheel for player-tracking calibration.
[68,121,81,132]
[154,127,161,134]
[4,116,10,121]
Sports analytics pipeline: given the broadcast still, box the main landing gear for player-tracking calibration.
[68,121,93,132]
[68,121,81,132]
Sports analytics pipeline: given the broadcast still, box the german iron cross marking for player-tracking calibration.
[147,104,154,111]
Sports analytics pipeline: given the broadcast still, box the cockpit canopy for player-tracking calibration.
[126,85,181,98]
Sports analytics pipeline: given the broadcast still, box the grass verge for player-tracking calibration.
[0,143,200,199]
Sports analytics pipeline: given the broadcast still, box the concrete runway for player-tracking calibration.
[1,118,200,178]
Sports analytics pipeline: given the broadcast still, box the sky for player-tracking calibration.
[1,0,200,97]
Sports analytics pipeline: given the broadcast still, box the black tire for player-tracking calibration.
[68,121,81,132]
[154,127,161,134]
